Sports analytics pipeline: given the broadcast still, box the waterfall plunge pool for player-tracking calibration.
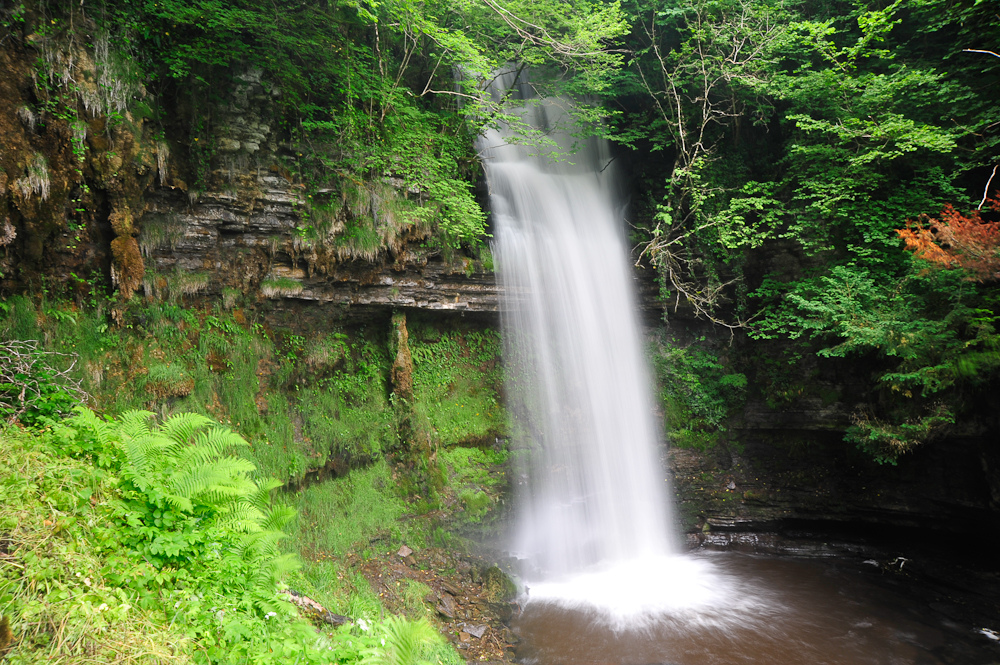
[511,550,1000,665]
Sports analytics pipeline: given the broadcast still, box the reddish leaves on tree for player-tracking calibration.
[897,198,1000,283]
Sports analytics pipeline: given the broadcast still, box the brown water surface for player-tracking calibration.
[513,553,985,665]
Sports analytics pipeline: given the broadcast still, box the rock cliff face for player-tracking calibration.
[669,429,1000,541]
[138,182,501,313]
[0,24,503,311]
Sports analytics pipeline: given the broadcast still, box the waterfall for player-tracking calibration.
[482,72,681,610]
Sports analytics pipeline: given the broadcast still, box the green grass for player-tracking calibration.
[286,460,406,558]
[0,296,409,484]
[410,327,504,446]
[0,412,457,665]
[398,579,433,619]
[0,424,194,663]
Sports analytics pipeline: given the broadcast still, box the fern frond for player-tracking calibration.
[69,407,117,447]
[159,412,214,448]
[121,432,164,481]
[167,458,256,512]
[245,478,282,514]
[190,428,249,460]
[237,530,279,559]
[206,456,257,480]
[215,501,266,533]
[260,504,297,533]
[167,465,227,502]
[266,552,301,580]
[200,481,255,508]
[364,617,442,665]
[114,410,155,440]
[163,493,194,513]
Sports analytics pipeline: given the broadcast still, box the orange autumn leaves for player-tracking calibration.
[897,198,1000,283]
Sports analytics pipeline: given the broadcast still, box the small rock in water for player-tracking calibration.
[396,545,413,558]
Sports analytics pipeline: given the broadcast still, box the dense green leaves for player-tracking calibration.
[93,0,629,248]
[615,0,1000,459]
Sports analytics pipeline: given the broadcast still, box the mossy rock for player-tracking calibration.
[481,565,516,603]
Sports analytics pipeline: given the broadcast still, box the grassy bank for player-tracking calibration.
[0,293,511,663]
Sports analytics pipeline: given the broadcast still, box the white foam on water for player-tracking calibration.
[523,554,781,632]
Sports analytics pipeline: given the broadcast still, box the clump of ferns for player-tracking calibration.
[72,409,296,572]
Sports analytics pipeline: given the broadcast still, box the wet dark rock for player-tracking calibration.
[437,592,458,619]
[487,601,516,623]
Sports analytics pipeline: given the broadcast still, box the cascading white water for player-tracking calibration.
[478,72,750,626]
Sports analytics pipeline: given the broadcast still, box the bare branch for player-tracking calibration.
[979,165,997,210]
[963,48,1000,58]
[0,339,88,422]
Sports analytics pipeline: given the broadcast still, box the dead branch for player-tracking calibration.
[979,165,997,210]
[963,49,1000,58]
[0,340,87,422]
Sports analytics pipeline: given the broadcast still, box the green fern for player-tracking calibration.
[71,408,296,562]
[64,407,308,659]
[157,411,214,449]
[70,407,116,448]
[362,616,443,665]
[114,409,155,440]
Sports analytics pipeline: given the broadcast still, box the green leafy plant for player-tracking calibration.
[652,340,747,449]
[755,262,999,461]
[361,616,444,665]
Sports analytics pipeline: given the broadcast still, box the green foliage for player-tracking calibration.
[410,327,503,446]
[287,461,405,558]
[755,261,1000,461]
[94,0,628,249]
[2,409,325,664]
[846,405,956,466]
[616,0,1000,462]
[652,339,747,449]
[438,446,508,524]
[620,0,997,318]
[361,616,443,665]
[1,411,455,664]
[0,423,191,663]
